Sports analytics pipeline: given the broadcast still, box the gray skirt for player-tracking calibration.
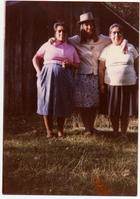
[37,63,73,117]
[99,84,137,117]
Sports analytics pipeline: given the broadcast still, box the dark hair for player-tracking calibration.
[79,21,97,43]
[53,21,69,33]
[109,23,123,35]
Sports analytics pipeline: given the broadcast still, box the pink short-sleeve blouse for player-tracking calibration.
[37,39,80,65]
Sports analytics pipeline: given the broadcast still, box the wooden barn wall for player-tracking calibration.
[4,1,139,114]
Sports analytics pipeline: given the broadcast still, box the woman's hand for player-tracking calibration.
[49,37,56,44]
[36,71,41,78]
[100,84,105,94]
[62,60,80,69]
[62,60,70,68]
[121,39,128,54]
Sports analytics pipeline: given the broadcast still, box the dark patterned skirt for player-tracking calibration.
[99,84,137,117]
[37,63,73,117]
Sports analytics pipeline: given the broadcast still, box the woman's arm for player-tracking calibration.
[98,60,106,93]
[121,39,128,54]
[134,56,139,86]
[105,35,128,54]
[32,53,42,78]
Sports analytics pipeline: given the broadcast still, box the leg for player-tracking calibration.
[43,115,53,138]
[110,115,119,135]
[81,107,91,135]
[89,107,97,132]
[57,117,65,138]
[121,115,129,137]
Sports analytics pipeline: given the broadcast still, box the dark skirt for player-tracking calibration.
[37,63,73,117]
[99,84,137,117]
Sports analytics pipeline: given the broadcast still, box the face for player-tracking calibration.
[55,25,68,42]
[82,21,95,35]
[109,27,123,45]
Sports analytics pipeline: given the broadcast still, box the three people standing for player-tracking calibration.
[32,12,138,140]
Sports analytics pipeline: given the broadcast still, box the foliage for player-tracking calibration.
[106,2,139,30]
[3,113,138,196]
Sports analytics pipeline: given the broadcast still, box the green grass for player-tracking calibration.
[3,113,138,196]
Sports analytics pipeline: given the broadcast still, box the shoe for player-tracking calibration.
[82,129,91,136]
[122,135,129,142]
[112,132,119,137]
[58,135,65,139]
[92,128,101,134]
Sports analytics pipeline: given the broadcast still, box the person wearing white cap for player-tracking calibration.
[68,12,128,136]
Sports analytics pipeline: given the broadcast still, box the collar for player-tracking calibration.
[53,39,67,47]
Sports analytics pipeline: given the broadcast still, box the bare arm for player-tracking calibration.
[121,39,128,54]
[32,53,42,78]
[134,56,139,86]
[98,60,106,94]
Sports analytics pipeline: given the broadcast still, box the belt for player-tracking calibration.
[78,73,97,76]
[44,60,63,65]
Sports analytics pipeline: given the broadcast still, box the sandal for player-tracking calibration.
[46,132,53,139]
[58,132,65,139]
[46,135,53,139]
[82,129,91,136]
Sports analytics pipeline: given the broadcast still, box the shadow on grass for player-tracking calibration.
[99,130,138,144]
[65,129,138,144]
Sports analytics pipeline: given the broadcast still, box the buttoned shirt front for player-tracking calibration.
[68,34,111,75]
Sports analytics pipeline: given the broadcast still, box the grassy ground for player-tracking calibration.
[3,112,138,196]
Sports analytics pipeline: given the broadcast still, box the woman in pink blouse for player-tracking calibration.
[32,22,80,138]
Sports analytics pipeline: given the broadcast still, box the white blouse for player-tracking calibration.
[68,34,111,75]
[99,43,139,85]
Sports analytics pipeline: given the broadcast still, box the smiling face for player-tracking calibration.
[82,21,95,36]
[55,25,68,42]
[109,26,123,46]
